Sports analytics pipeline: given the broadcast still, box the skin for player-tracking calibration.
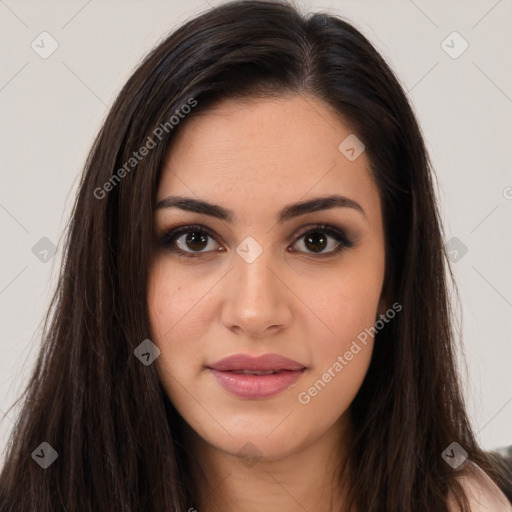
[448,464,512,511]
[147,93,387,512]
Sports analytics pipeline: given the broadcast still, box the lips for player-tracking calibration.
[206,353,305,372]
[206,353,306,399]
[229,369,277,375]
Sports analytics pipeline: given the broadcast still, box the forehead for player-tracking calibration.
[157,94,380,220]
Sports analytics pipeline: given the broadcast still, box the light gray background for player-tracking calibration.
[1,0,511,465]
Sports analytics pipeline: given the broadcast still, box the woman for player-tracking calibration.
[1,1,510,510]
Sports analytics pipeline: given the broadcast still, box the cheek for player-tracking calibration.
[148,259,214,340]
[294,257,383,406]
[298,256,384,351]
[295,278,379,420]
[147,261,211,384]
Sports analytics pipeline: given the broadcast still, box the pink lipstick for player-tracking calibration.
[206,353,306,399]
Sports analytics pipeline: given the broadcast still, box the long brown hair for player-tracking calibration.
[0,1,508,510]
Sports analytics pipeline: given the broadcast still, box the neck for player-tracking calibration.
[181,412,353,512]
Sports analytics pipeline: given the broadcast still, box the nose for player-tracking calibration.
[220,247,293,339]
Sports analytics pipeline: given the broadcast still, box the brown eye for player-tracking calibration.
[291,224,354,256]
[160,223,354,260]
[160,224,221,258]
[303,232,328,253]
[181,231,210,252]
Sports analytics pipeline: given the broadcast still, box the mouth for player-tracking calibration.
[227,369,284,375]
[206,353,307,399]
[206,352,306,372]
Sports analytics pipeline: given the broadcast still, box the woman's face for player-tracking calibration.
[148,94,386,461]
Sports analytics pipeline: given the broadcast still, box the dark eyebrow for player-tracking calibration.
[155,194,366,223]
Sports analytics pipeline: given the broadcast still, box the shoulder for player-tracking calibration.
[448,461,512,512]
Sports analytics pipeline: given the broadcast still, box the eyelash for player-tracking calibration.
[158,223,355,260]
